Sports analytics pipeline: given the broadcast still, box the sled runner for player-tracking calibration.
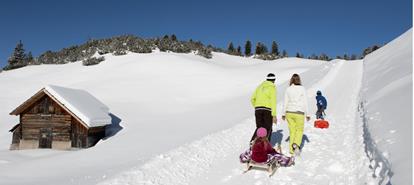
[314,119,329,128]
[244,158,280,177]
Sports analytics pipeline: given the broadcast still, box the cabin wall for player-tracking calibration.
[11,94,107,150]
[18,95,72,150]
[87,126,106,147]
[71,119,88,148]
[10,125,21,150]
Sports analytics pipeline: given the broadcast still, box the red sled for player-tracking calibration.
[314,119,329,129]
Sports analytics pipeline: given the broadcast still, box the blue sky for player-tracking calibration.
[0,0,412,67]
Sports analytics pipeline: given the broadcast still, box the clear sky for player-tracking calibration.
[0,0,412,67]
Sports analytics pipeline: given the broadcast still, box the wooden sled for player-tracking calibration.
[243,158,280,177]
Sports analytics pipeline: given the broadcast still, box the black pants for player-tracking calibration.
[316,107,325,119]
[250,109,272,142]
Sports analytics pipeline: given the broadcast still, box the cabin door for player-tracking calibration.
[39,128,52,148]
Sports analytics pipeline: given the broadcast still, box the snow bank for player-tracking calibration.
[360,28,412,185]
[45,85,111,127]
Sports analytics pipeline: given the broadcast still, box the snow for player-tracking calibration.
[360,28,412,185]
[0,29,411,185]
[45,85,111,127]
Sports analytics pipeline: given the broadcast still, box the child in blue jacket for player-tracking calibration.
[316,90,327,120]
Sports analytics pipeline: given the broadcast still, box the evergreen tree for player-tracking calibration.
[163,35,169,39]
[319,53,329,61]
[6,40,27,70]
[171,34,177,41]
[227,42,235,53]
[255,42,268,55]
[271,41,279,56]
[255,42,261,55]
[236,46,242,56]
[350,54,357,60]
[296,52,301,58]
[336,55,342,59]
[343,54,349,60]
[282,50,288,57]
[25,51,34,64]
[245,40,252,56]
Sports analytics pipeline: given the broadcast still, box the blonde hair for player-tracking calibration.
[289,74,302,86]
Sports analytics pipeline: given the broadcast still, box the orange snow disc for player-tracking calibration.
[314,119,329,128]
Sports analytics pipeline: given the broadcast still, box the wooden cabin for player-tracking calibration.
[9,85,111,150]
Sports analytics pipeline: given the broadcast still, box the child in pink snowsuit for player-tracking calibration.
[240,128,294,167]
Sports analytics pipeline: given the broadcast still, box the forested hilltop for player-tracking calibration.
[2,34,381,70]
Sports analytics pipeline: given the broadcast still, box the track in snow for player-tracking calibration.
[100,61,376,185]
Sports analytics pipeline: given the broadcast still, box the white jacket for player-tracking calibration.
[282,84,309,117]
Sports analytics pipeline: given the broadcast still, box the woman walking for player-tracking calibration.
[282,74,310,156]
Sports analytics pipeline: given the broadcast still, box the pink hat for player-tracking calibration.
[256,127,267,138]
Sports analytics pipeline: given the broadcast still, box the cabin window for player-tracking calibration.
[33,105,39,113]
[48,105,55,114]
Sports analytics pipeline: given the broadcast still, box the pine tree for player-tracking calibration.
[6,40,27,69]
[255,42,261,55]
[236,46,242,56]
[245,40,252,56]
[343,54,349,60]
[227,42,235,54]
[319,53,329,61]
[271,41,279,56]
[282,50,288,58]
[171,34,177,41]
[255,42,268,55]
[296,52,300,58]
[350,54,357,60]
[25,51,34,64]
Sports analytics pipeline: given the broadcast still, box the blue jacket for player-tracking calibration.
[316,95,327,109]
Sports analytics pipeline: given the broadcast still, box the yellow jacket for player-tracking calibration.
[251,81,277,116]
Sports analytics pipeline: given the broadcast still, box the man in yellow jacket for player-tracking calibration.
[250,73,277,142]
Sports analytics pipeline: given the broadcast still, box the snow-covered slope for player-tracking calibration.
[360,28,412,185]
[0,51,326,185]
[100,60,376,185]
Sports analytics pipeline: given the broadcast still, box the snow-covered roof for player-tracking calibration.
[45,85,111,127]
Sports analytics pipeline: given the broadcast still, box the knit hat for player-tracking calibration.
[317,90,322,95]
[256,127,267,138]
[266,73,276,81]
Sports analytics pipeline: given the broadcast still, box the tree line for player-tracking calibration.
[2,36,383,71]
[225,40,378,61]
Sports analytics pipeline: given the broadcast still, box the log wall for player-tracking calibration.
[12,94,107,149]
